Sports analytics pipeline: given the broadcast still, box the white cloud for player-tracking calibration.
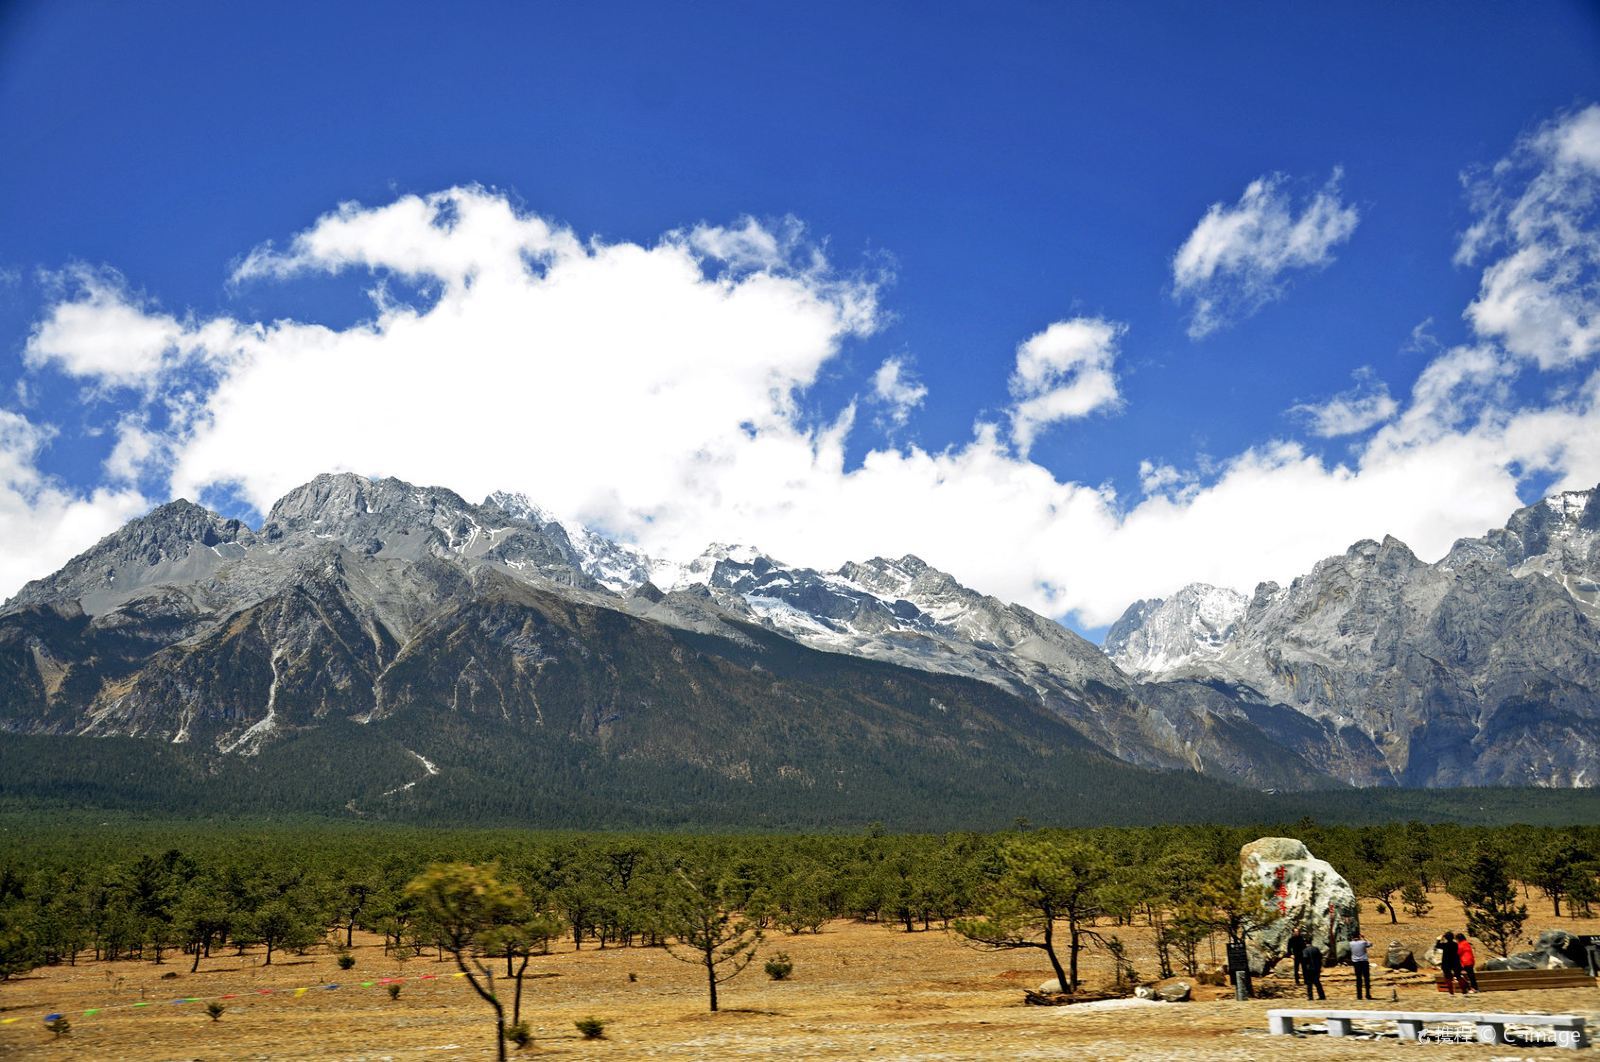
[103,414,165,486]
[870,357,927,428]
[1007,317,1123,455]
[1137,460,1197,499]
[1173,169,1360,338]
[11,107,1600,628]
[25,269,185,388]
[1459,104,1600,370]
[0,410,146,601]
[1290,367,1399,437]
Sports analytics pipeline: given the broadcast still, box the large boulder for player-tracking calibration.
[1239,837,1360,975]
[1483,930,1588,971]
[1384,942,1418,971]
[1153,978,1192,1002]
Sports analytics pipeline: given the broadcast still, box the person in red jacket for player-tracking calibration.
[1456,935,1479,994]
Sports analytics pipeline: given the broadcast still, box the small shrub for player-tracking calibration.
[337,952,356,970]
[764,952,794,981]
[387,983,402,1000]
[575,1017,607,1040]
[507,1022,533,1049]
[206,1001,225,1022]
[45,1015,70,1038]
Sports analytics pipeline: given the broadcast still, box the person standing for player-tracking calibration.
[1349,931,1372,1000]
[1439,931,1462,994]
[1302,942,1326,1001]
[1287,926,1306,985]
[1456,934,1478,994]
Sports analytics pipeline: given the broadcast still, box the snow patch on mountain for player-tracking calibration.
[1103,584,1248,677]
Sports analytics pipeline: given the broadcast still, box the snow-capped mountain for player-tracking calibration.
[7,472,1598,791]
[1101,487,1600,786]
[1104,583,1248,677]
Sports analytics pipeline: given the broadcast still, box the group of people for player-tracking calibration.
[1286,927,1366,1001]
[1285,927,1477,1000]
[1435,930,1479,994]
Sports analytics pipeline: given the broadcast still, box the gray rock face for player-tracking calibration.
[8,472,1596,792]
[9,500,256,617]
[1105,584,1247,677]
[1483,929,1588,970]
[1384,943,1417,971]
[1239,837,1360,975]
[1102,486,1600,786]
[620,546,1362,787]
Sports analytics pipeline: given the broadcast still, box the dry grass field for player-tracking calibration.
[2,893,1597,1060]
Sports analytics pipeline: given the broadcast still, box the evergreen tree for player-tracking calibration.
[662,865,762,1013]
[405,862,529,1061]
[953,836,1110,993]
[1450,846,1527,959]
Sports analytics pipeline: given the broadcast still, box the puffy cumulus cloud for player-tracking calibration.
[25,269,185,388]
[1458,104,1600,370]
[1173,169,1359,338]
[51,188,884,538]
[870,356,927,428]
[230,186,582,290]
[1290,367,1399,437]
[13,118,1600,626]
[25,268,247,392]
[1007,317,1123,455]
[0,410,146,600]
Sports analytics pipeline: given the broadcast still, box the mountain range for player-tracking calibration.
[1,473,1596,825]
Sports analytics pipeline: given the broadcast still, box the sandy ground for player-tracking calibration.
[2,893,1597,1060]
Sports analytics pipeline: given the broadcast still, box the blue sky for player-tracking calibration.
[2,1,1599,632]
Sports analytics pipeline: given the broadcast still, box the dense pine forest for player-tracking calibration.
[7,731,1600,830]
[5,814,1600,983]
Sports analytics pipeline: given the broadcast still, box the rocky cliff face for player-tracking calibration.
[7,473,1593,792]
[1105,584,1248,677]
[0,473,1374,791]
[1103,487,1600,786]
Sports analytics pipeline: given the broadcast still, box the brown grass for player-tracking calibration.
[1,892,1595,1059]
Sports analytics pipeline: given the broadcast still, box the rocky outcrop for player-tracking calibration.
[1102,486,1600,786]
[1240,837,1360,974]
[1384,942,1417,971]
[7,473,1599,793]
[1105,584,1247,677]
[1484,930,1590,970]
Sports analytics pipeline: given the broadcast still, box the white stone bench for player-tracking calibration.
[1267,1008,1586,1048]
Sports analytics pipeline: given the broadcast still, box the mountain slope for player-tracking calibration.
[0,537,1282,827]
[1104,487,1600,786]
[9,472,1595,804]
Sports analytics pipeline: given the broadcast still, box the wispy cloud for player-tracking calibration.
[1173,169,1359,338]
[1458,104,1600,370]
[871,356,927,429]
[1290,368,1398,437]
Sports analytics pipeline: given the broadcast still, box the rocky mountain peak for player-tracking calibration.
[1103,583,1248,677]
[482,491,556,526]
[7,497,256,615]
[268,473,473,532]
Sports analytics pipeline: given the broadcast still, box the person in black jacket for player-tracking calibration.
[1302,943,1326,1001]
[1287,927,1306,985]
[1439,932,1461,994]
